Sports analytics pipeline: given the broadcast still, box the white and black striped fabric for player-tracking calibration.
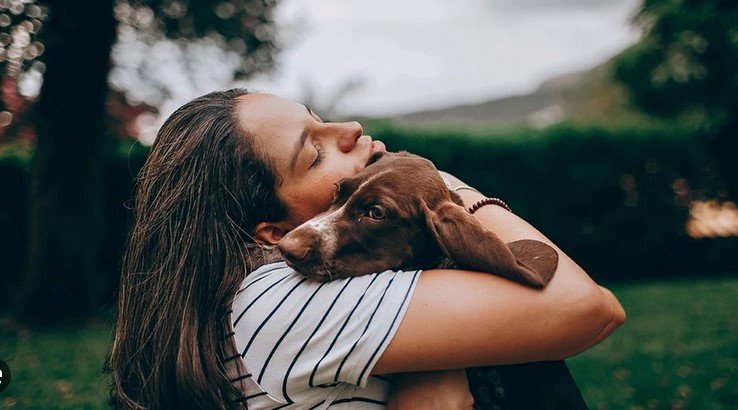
[228,260,421,409]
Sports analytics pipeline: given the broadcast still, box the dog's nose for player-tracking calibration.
[277,231,315,264]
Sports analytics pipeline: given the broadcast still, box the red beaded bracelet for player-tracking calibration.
[468,197,512,214]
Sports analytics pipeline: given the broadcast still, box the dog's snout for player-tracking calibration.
[277,229,317,264]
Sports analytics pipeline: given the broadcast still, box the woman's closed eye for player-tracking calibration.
[311,143,325,168]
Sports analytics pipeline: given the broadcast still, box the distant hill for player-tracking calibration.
[383,60,657,129]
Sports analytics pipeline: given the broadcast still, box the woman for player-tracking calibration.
[107,89,625,409]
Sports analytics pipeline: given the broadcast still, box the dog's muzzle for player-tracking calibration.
[277,227,319,265]
[277,213,340,281]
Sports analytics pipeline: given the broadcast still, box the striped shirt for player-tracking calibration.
[228,261,421,409]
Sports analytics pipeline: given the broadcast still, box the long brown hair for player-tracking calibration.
[106,89,288,408]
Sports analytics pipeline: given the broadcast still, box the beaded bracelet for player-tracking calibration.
[468,197,512,214]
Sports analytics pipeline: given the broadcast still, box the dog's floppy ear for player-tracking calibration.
[421,200,557,288]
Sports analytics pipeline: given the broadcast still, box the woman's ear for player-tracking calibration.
[254,222,289,246]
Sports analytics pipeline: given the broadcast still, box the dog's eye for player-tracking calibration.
[367,206,385,220]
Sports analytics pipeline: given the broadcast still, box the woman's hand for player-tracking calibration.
[387,370,474,410]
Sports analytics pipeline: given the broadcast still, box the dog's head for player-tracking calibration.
[276,151,557,287]
[276,151,454,281]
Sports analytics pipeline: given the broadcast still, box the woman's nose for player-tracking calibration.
[336,121,364,153]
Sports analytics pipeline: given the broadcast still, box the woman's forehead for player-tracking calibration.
[236,93,306,126]
[236,94,308,168]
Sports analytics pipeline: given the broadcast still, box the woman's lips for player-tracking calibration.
[371,140,386,153]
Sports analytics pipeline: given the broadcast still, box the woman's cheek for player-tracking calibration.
[315,172,345,205]
[299,176,336,214]
[286,162,358,222]
[280,186,320,224]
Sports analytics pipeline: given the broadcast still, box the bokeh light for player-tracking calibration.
[0,0,46,137]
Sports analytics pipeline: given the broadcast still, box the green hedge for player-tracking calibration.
[366,122,737,279]
[1,124,736,309]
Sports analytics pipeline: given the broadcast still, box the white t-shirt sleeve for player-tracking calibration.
[231,261,420,404]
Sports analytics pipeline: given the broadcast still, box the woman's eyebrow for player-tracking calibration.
[289,128,309,173]
[289,105,317,173]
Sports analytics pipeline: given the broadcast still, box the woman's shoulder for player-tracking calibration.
[238,260,296,293]
[231,261,422,332]
[229,262,422,403]
[235,261,420,303]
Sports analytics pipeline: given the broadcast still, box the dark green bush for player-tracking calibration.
[367,122,736,279]
[0,144,31,308]
[1,124,735,311]
[0,141,149,313]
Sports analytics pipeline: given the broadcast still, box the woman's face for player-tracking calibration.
[236,94,386,232]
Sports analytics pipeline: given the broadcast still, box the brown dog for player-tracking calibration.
[277,151,558,288]
[275,151,587,409]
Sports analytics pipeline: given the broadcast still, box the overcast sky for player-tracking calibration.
[242,0,642,117]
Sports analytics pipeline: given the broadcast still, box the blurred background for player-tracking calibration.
[1,0,737,408]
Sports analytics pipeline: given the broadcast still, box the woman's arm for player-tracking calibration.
[373,177,626,374]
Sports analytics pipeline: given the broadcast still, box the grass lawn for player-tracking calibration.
[568,276,738,409]
[1,276,737,409]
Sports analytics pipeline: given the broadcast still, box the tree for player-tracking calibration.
[18,0,279,324]
[614,0,738,200]
[0,1,46,142]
